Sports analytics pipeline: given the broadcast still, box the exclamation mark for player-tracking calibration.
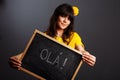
[60,58,68,69]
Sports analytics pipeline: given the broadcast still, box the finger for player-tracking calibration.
[9,61,21,69]
[83,53,96,63]
[9,57,21,64]
[83,55,96,65]
[10,60,21,66]
[83,52,94,59]
[10,56,18,61]
[9,61,22,70]
[11,64,21,70]
[82,55,96,66]
[83,57,95,66]
[8,57,22,69]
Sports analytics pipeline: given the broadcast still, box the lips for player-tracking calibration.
[61,23,68,27]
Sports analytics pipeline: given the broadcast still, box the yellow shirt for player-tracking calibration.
[54,32,84,49]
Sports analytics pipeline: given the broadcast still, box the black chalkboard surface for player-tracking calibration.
[20,29,83,80]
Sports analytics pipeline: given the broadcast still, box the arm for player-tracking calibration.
[75,45,96,66]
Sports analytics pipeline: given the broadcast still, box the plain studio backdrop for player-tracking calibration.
[0,0,120,80]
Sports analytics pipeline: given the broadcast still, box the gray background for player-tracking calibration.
[0,0,120,80]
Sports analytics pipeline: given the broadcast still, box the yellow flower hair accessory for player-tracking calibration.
[72,6,79,16]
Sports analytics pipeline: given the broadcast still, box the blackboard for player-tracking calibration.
[20,29,83,80]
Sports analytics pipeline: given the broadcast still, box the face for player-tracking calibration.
[57,16,71,30]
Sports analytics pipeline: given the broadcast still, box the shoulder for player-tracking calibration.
[70,32,83,41]
[71,32,81,38]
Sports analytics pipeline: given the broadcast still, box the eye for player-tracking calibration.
[68,17,71,20]
[61,15,66,17]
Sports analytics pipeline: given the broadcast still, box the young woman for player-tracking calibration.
[9,3,96,70]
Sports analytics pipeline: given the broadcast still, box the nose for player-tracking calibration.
[63,17,68,23]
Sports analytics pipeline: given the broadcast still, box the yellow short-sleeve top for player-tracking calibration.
[53,32,84,49]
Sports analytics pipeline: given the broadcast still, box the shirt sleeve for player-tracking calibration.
[74,32,84,48]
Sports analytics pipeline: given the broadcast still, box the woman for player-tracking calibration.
[9,3,96,70]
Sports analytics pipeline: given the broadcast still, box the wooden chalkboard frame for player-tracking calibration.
[19,29,83,80]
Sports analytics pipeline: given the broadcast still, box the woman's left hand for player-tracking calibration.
[82,51,96,66]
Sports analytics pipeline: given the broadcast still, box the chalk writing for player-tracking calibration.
[39,48,68,69]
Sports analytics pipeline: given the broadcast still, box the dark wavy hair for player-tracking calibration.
[46,3,74,44]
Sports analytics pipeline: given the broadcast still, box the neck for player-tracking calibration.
[56,29,64,37]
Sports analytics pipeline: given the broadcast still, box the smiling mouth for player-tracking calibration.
[61,23,67,26]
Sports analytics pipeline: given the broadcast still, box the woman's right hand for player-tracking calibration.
[9,53,22,70]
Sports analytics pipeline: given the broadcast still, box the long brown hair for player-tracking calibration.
[46,3,74,44]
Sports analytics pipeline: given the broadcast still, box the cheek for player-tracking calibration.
[67,21,71,26]
[59,18,64,22]
[57,19,63,25]
[57,21,62,28]
[57,18,62,24]
[57,20,61,25]
[68,21,71,24]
